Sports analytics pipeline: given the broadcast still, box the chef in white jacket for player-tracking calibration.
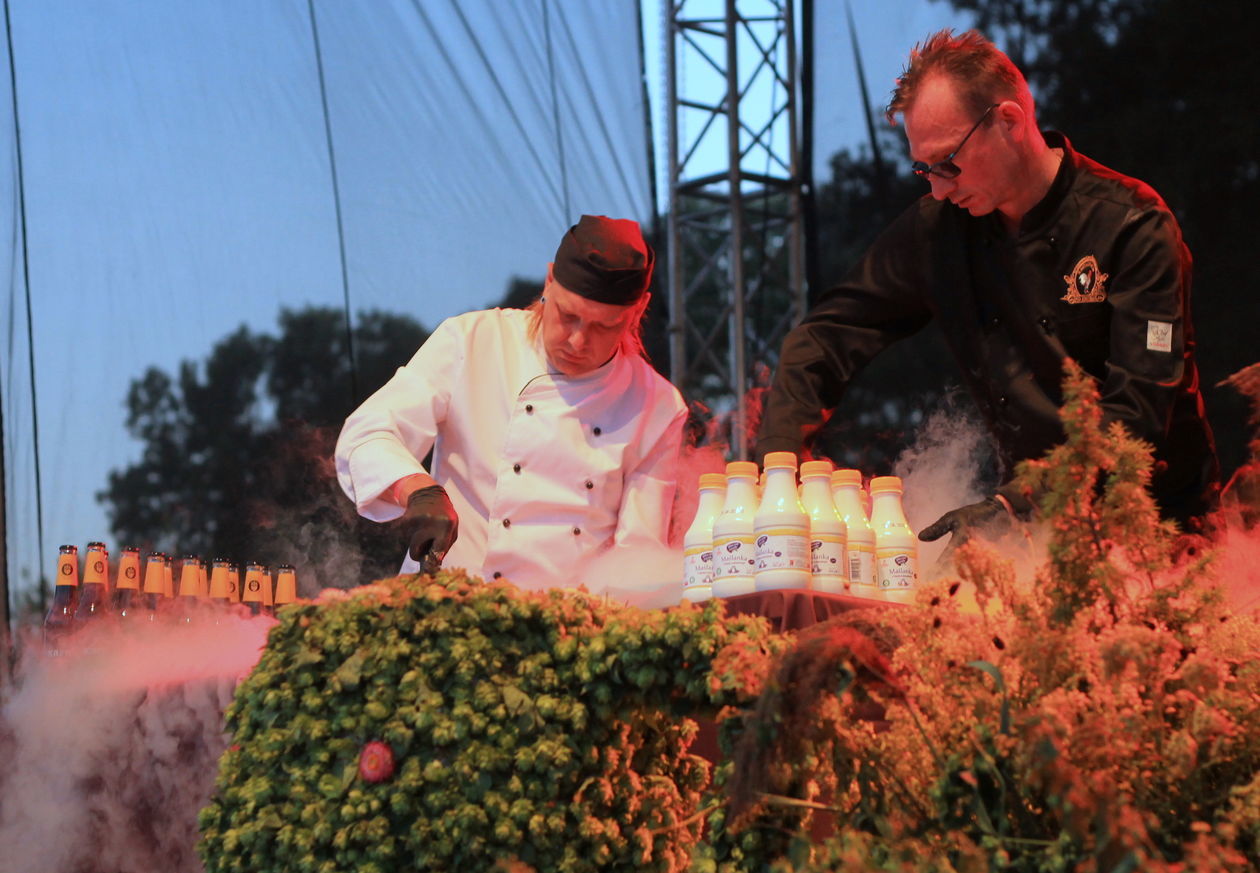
[335,215,688,593]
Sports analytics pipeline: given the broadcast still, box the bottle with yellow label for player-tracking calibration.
[711,461,759,597]
[176,555,205,625]
[832,469,878,597]
[754,452,810,590]
[869,475,919,603]
[242,562,273,616]
[141,552,168,621]
[113,546,143,622]
[74,541,112,623]
[682,473,726,602]
[800,460,847,593]
[274,565,298,607]
[44,545,80,657]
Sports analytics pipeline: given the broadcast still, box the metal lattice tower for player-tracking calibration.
[665,0,807,459]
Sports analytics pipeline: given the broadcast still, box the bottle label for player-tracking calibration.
[876,549,918,590]
[848,542,876,587]
[683,545,714,589]
[713,534,755,578]
[754,528,810,571]
[810,533,846,577]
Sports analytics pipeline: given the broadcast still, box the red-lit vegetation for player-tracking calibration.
[723,362,1260,871]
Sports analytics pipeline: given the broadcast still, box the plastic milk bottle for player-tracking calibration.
[831,469,877,597]
[754,452,811,590]
[711,461,759,597]
[869,475,919,603]
[682,472,727,602]
[800,460,847,593]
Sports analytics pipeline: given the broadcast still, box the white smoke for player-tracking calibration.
[889,406,991,581]
[0,614,272,873]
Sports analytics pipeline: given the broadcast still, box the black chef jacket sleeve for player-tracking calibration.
[1094,206,1194,446]
[755,203,933,461]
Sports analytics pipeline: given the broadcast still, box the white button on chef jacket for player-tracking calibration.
[335,307,687,593]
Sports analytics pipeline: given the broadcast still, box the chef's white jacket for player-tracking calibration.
[335,307,687,593]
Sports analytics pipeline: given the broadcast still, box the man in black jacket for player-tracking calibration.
[755,29,1218,542]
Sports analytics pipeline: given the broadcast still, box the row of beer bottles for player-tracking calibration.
[45,543,298,631]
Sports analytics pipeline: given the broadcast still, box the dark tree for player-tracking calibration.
[99,306,428,593]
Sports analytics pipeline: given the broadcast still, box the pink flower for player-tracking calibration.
[358,740,395,783]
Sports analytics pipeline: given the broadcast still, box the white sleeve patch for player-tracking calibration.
[1146,320,1173,353]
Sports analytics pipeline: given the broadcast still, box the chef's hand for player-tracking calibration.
[918,496,1010,546]
[400,485,459,565]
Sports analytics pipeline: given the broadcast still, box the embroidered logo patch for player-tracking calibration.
[1147,320,1173,353]
[1062,255,1109,303]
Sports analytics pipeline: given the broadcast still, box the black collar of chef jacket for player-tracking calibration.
[1016,130,1076,238]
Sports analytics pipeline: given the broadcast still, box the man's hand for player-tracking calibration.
[918,496,1010,545]
[400,485,459,565]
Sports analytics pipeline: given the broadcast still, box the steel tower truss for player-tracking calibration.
[665,0,806,459]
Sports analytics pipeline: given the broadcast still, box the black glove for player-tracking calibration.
[401,485,459,566]
[918,496,1010,546]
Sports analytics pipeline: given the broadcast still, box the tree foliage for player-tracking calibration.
[99,306,429,592]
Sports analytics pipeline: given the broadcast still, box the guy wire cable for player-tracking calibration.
[3,0,43,616]
[306,0,360,405]
[541,0,571,221]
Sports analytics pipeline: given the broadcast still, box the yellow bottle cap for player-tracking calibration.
[831,468,862,487]
[274,565,297,605]
[762,451,798,470]
[116,548,141,591]
[698,472,727,490]
[800,460,834,477]
[724,460,759,478]
[869,475,903,494]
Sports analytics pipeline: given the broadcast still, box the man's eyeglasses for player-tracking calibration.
[911,103,997,180]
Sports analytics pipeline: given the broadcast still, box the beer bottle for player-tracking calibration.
[260,564,275,612]
[162,553,174,598]
[43,545,80,657]
[207,558,235,623]
[113,546,143,621]
[274,564,298,607]
[208,558,233,602]
[241,562,268,616]
[142,552,167,620]
[176,555,204,624]
[74,541,113,622]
